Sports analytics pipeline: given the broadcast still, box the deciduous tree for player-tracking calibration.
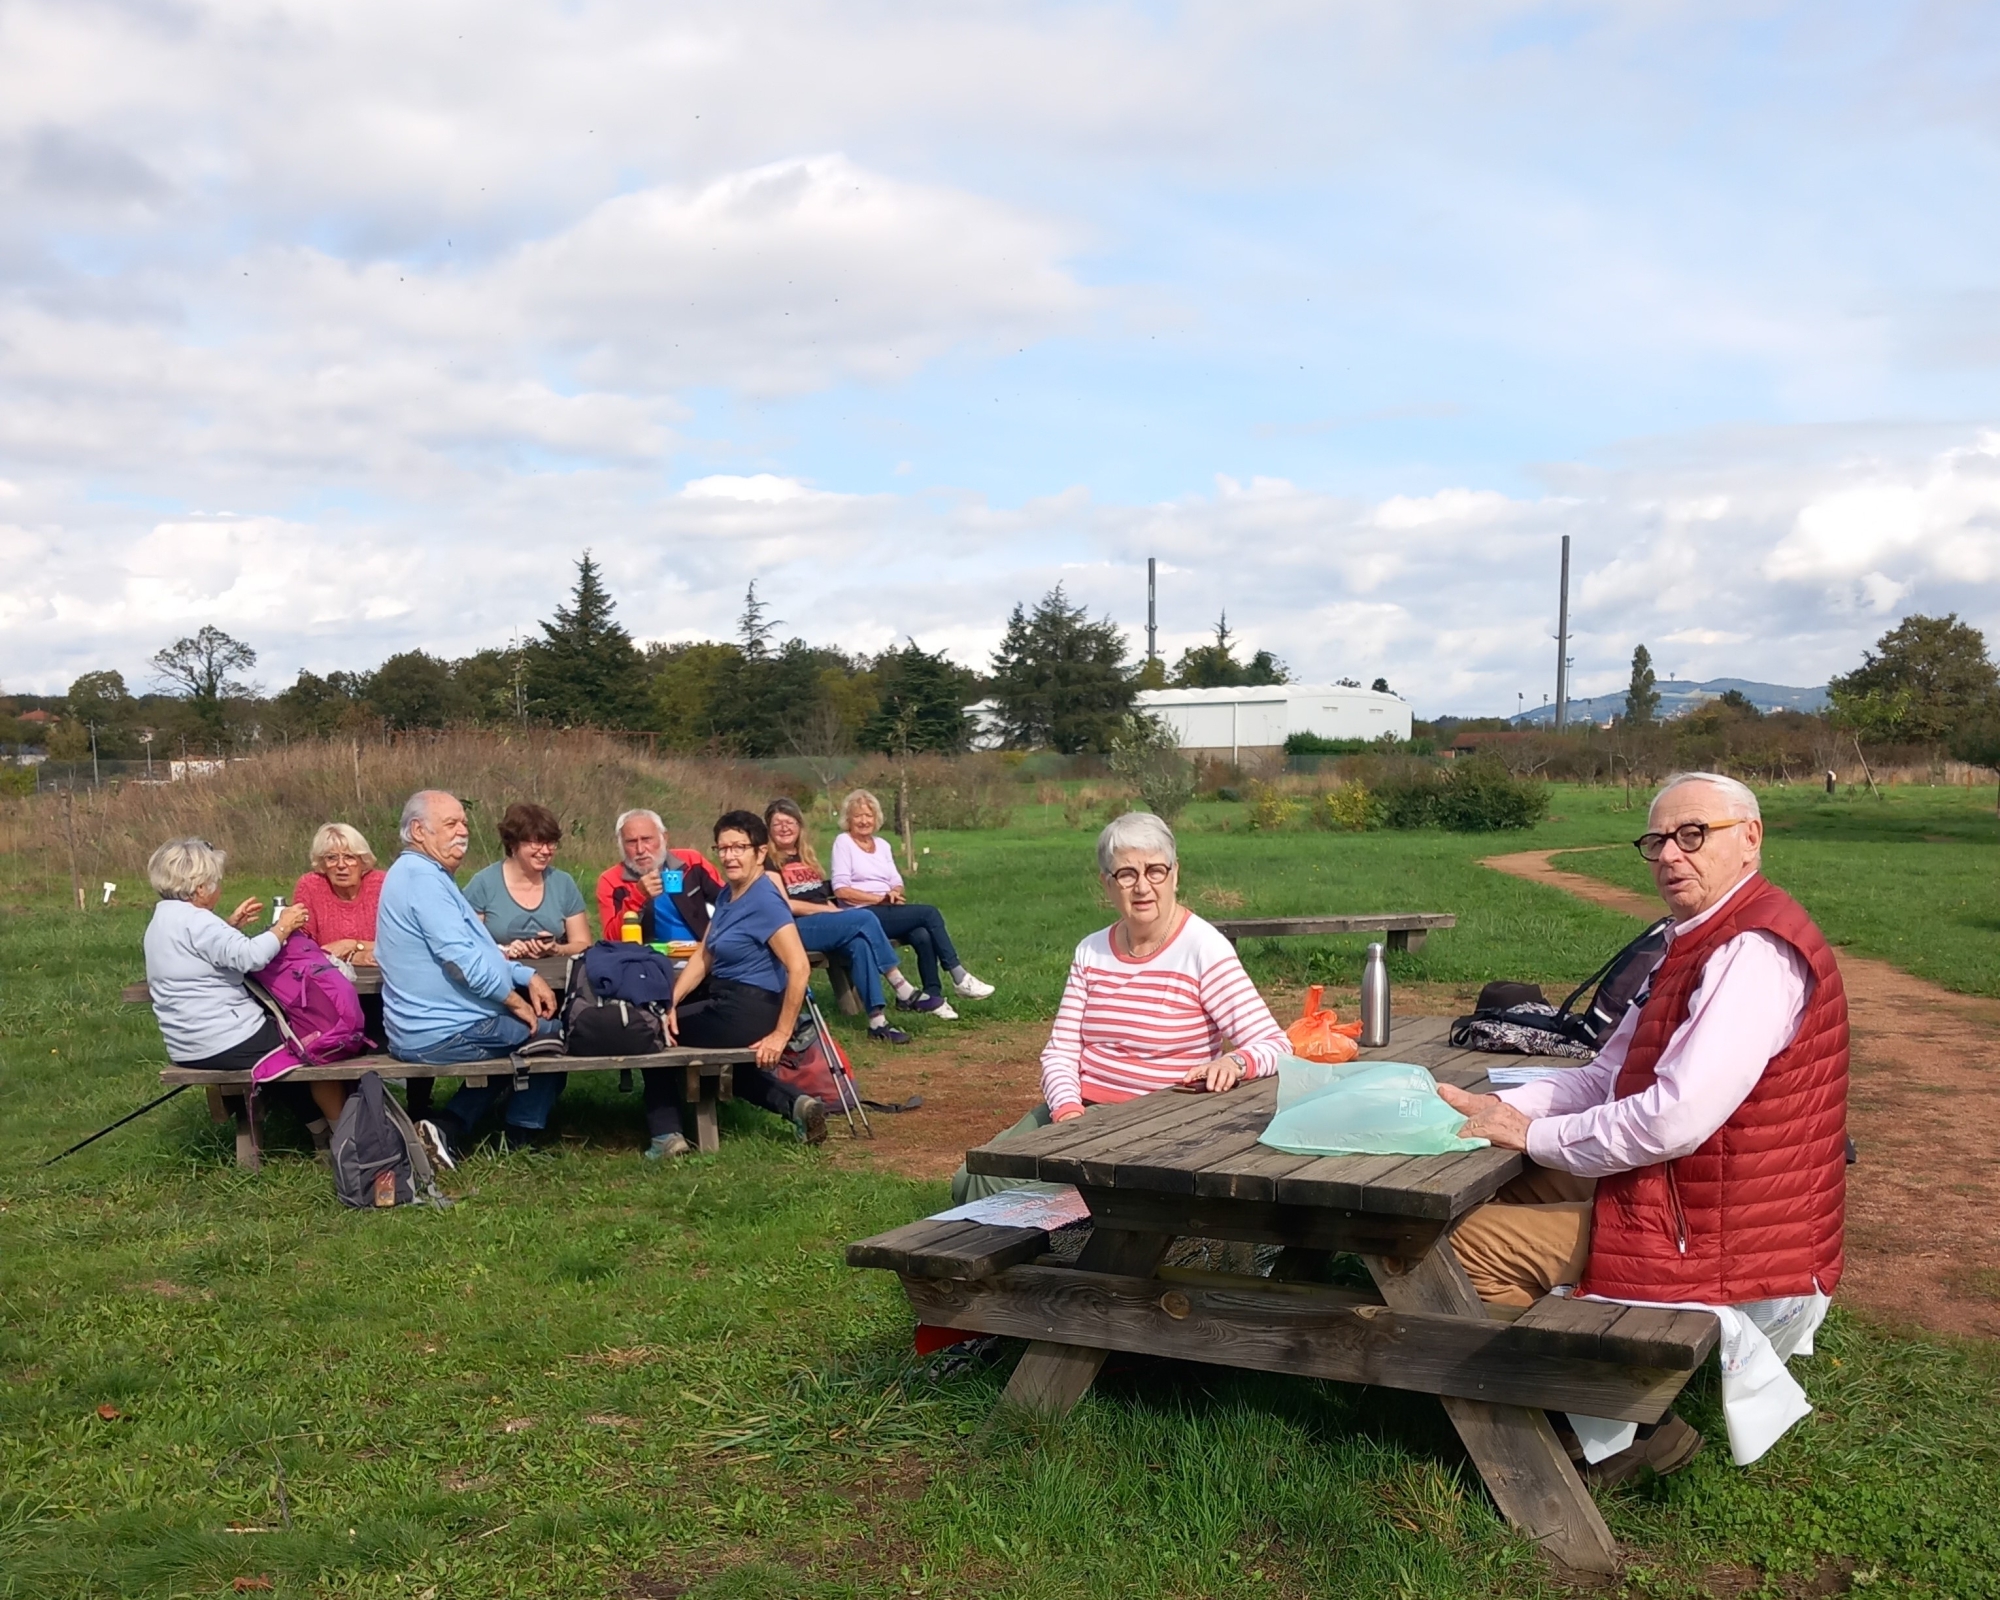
[1624,645,1660,728]
[152,626,256,736]
[1830,613,1998,745]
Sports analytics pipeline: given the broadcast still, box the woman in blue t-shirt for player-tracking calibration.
[652,810,826,1159]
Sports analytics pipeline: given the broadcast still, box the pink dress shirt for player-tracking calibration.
[1497,873,1813,1178]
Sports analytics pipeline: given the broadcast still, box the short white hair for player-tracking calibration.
[616,808,665,837]
[1097,811,1178,876]
[840,789,884,831]
[310,822,376,871]
[399,789,455,843]
[1652,771,1761,823]
[148,838,226,901]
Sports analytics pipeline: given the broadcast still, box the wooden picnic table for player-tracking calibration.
[849,1016,1719,1573]
[123,955,756,1169]
[1209,912,1455,953]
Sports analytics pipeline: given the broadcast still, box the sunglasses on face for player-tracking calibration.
[1633,818,1748,862]
[1107,862,1174,889]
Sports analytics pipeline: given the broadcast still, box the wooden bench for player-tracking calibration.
[159,1050,752,1170]
[1209,912,1455,953]
[124,953,759,1168]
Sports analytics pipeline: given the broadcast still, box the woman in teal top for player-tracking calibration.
[463,802,592,959]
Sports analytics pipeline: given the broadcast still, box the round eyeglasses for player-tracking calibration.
[1633,818,1748,862]
[1107,862,1174,889]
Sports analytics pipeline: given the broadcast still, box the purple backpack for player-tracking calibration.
[247,934,373,1084]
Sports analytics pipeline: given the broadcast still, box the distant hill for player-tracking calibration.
[1513,677,1829,727]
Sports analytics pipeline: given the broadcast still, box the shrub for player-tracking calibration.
[1378,758,1548,832]
[1315,783,1380,831]
[1106,713,1196,823]
[848,753,1014,831]
[1248,782,1306,831]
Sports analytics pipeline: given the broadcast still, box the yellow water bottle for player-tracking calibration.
[619,908,642,944]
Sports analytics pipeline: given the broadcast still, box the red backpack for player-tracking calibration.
[775,991,870,1135]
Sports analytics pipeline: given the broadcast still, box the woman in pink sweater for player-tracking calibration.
[950,811,1287,1203]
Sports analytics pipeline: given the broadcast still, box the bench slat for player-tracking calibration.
[846,1218,1051,1279]
[1210,914,1456,940]
[159,1048,753,1087]
[1513,1296,1719,1371]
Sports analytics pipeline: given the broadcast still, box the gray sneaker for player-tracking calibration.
[791,1094,828,1146]
[643,1132,691,1163]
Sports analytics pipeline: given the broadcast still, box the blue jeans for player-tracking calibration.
[397,1014,566,1133]
[793,909,897,1013]
[867,903,960,995]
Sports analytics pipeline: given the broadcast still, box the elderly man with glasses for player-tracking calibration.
[1438,771,1849,1479]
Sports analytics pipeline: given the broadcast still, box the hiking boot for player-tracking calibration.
[1584,1414,1703,1487]
[868,1024,912,1045]
[792,1094,828,1146]
[515,1035,568,1059]
[644,1132,691,1162]
[417,1119,459,1171]
[951,970,995,999]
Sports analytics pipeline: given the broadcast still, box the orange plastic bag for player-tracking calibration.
[1285,985,1363,1063]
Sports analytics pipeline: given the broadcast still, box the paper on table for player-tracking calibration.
[930,1185,1092,1230]
[1483,1065,1576,1086]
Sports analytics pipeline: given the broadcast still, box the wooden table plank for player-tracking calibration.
[1213,914,1456,939]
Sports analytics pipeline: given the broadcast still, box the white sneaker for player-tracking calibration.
[952,971,995,1000]
[930,998,960,1020]
[417,1120,458,1171]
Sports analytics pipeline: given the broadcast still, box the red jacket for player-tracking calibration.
[594,851,723,942]
[1577,875,1847,1304]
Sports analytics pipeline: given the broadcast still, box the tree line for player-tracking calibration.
[2,555,1316,764]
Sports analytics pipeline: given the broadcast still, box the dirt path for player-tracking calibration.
[1484,849,2000,1342]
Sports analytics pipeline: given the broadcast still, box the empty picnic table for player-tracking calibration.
[848,1016,1718,1573]
[1209,912,1455,953]
[122,955,756,1168]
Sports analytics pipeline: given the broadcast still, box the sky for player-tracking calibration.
[3,0,1999,717]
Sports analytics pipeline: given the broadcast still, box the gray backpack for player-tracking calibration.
[330,1072,448,1209]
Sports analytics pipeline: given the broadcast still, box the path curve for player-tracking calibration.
[1484,849,2000,1341]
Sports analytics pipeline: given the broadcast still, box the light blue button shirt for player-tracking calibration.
[376,851,535,1054]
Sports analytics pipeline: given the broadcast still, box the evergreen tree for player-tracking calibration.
[524,552,650,728]
[1170,613,1290,687]
[861,642,975,754]
[988,585,1135,752]
[1624,645,1660,727]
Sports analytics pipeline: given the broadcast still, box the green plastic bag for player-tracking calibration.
[1257,1054,1489,1157]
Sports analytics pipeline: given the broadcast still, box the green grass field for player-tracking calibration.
[4,789,1999,1598]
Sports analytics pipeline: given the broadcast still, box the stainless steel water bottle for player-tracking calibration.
[1359,941,1391,1048]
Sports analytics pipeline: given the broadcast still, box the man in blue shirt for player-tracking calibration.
[378,789,564,1156]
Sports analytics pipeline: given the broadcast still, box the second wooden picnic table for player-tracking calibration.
[851,1015,1720,1573]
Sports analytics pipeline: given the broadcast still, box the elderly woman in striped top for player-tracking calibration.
[951,811,1287,1203]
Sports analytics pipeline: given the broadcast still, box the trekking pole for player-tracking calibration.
[42,1085,188,1166]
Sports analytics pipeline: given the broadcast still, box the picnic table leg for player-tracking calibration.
[1363,1247,1618,1575]
[1388,929,1427,953]
[827,963,864,1017]
[687,1066,721,1155]
[999,1227,1170,1416]
[220,1092,261,1173]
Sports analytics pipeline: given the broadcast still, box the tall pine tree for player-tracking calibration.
[525,552,650,728]
[862,642,976,754]
[1624,644,1660,727]
[988,585,1135,752]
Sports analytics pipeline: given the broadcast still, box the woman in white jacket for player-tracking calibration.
[141,837,345,1123]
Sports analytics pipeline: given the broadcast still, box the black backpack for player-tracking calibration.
[562,941,675,1057]
[330,1072,447,1209]
[1450,918,1673,1058]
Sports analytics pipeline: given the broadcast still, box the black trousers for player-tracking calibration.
[641,977,798,1140]
[178,1018,329,1127]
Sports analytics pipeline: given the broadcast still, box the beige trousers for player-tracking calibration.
[1447,1166,1598,1307]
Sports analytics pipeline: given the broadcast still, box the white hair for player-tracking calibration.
[399,789,454,843]
[616,808,665,837]
[1652,771,1761,823]
[309,821,376,871]
[148,838,226,901]
[1097,811,1178,876]
[840,789,884,831]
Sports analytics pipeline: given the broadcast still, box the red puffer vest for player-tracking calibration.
[1577,875,1847,1304]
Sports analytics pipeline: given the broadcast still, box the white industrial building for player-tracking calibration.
[1133,684,1411,761]
[963,683,1410,759]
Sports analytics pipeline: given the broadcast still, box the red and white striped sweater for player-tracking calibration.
[1040,910,1289,1116]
